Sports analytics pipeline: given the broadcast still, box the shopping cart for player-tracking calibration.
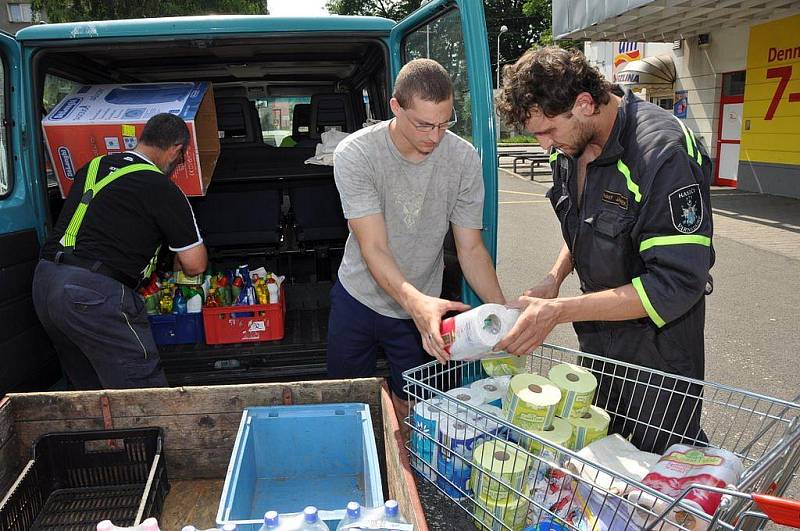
[402,344,800,531]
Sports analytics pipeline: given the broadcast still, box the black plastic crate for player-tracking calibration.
[0,428,169,531]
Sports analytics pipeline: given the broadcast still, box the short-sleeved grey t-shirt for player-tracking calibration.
[333,119,484,319]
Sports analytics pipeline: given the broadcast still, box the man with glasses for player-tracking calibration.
[328,59,505,418]
[34,113,206,389]
[494,47,714,453]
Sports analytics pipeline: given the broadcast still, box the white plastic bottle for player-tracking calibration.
[139,518,161,531]
[222,525,237,531]
[382,500,408,526]
[301,506,329,530]
[96,519,161,531]
[260,511,281,530]
[180,527,198,531]
[334,501,361,531]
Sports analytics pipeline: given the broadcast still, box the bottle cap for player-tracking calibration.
[384,499,399,517]
[181,527,198,531]
[346,501,361,518]
[140,518,160,531]
[96,521,115,531]
[263,511,279,528]
[222,524,237,531]
[303,506,319,523]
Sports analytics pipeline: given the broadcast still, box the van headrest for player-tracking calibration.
[309,94,355,140]
[215,96,261,144]
[292,104,311,138]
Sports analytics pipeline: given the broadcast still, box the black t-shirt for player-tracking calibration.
[42,152,202,281]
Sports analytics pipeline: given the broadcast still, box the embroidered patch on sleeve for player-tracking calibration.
[668,183,703,234]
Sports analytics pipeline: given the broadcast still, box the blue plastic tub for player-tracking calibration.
[216,404,384,530]
[148,313,204,345]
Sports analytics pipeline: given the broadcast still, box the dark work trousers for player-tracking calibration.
[32,259,168,390]
[575,318,709,455]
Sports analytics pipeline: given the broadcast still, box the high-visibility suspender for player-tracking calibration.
[59,156,162,248]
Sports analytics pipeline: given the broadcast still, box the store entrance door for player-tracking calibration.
[716,71,746,186]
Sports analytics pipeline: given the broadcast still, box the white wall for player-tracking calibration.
[584,41,614,82]
[672,25,750,159]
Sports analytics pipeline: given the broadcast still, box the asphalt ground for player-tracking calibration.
[417,154,800,530]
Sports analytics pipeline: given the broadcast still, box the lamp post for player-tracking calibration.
[496,25,508,89]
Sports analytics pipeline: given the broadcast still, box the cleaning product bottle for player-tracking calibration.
[335,502,361,531]
[186,286,203,313]
[159,288,173,314]
[267,278,279,304]
[300,506,329,530]
[173,289,187,314]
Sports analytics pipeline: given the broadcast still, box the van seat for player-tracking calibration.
[193,185,283,247]
[289,180,348,243]
[309,93,356,139]
[216,96,262,145]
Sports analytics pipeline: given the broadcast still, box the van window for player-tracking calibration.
[42,75,80,187]
[43,74,80,114]
[403,8,472,141]
[0,59,8,196]
[254,96,312,147]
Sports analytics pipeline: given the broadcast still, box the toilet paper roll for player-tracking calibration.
[482,355,527,377]
[522,416,573,462]
[437,416,486,499]
[566,406,610,451]
[470,440,530,501]
[548,363,598,418]
[411,398,445,480]
[470,377,505,407]
[472,490,530,531]
[471,404,506,438]
[446,386,486,408]
[504,374,561,432]
[441,304,521,361]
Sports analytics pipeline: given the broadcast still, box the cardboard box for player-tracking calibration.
[42,82,220,198]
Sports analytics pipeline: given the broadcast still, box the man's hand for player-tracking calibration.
[523,273,560,299]
[494,296,560,356]
[405,292,470,364]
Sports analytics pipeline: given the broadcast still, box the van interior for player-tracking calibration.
[34,35,463,387]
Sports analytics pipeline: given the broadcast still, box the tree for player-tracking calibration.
[33,0,268,23]
[325,0,421,20]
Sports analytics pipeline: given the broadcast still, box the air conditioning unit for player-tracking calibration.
[698,33,711,47]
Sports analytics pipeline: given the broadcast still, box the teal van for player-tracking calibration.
[0,0,498,393]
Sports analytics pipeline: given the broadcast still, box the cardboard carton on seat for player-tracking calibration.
[42,82,220,198]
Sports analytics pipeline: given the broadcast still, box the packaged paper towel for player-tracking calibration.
[627,445,744,530]
[482,355,527,376]
[441,304,521,361]
[570,434,660,495]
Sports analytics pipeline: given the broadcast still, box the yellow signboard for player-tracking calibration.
[741,14,800,165]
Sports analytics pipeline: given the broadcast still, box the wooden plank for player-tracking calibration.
[160,479,224,530]
[381,383,429,531]
[9,379,382,421]
[0,397,20,495]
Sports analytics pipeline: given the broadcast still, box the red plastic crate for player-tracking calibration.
[202,287,286,344]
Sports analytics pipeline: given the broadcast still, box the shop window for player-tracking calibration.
[722,71,746,97]
[7,3,33,23]
[651,97,674,111]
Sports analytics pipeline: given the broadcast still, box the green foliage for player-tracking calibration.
[32,0,267,22]
[325,0,421,20]
[500,134,537,144]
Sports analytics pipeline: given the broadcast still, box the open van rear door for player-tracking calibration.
[0,31,60,394]
[390,1,498,308]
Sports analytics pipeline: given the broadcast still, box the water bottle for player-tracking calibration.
[260,511,281,530]
[334,502,361,531]
[382,500,407,526]
[301,506,329,530]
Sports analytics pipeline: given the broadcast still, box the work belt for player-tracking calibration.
[45,251,140,290]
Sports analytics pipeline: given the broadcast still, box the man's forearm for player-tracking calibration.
[549,243,573,287]
[552,284,647,324]
[458,243,505,304]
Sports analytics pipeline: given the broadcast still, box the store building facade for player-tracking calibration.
[555,1,800,199]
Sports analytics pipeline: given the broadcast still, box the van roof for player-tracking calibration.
[16,15,397,42]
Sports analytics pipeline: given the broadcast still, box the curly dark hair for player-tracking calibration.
[496,46,612,130]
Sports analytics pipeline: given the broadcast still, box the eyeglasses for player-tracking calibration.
[402,107,458,132]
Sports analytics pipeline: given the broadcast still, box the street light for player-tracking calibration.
[496,25,509,89]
